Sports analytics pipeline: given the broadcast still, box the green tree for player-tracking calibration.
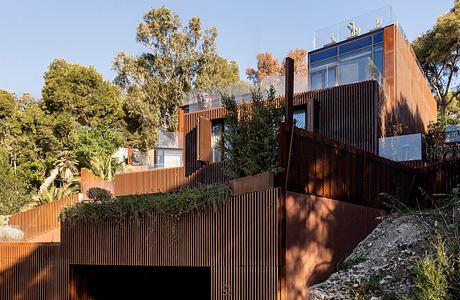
[412,0,460,116]
[35,185,76,206]
[0,147,31,215]
[222,86,283,178]
[195,56,240,89]
[89,153,119,181]
[75,126,123,169]
[42,59,124,127]
[0,90,16,119]
[6,102,70,191]
[0,90,16,143]
[113,6,240,147]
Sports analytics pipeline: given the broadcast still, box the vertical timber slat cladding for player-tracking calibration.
[0,242,65,300]
[80,168,115,195]
[113,162,226,196]
[197,117,212,163]
[287,126,460,208]
[183,81,381,157]
[62,188,283,299]
[8,194,79,241]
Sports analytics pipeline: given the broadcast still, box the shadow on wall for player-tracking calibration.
[0,243,65,299]
[381,94,428,137]
[284,192,385,299]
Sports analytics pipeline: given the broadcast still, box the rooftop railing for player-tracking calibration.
[313,6,403,50]
[184,75,308,113]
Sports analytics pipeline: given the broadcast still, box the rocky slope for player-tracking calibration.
[308,213,437,299]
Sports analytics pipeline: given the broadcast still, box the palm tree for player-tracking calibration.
[34,185,77,206]
[39,151,78,193]
[90,153,120,180]
[55,151,78,187]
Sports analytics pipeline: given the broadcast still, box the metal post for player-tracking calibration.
[284,57,294,126]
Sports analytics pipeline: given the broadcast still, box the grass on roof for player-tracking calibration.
[59,183,232,224]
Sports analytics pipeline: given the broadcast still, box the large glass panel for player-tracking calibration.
[373,31,384,44]
[338,35,372,55]
[310,70,324,90]
[293,109,306,129]
[310,57,337,72]
[338,46,372,85]
[309,47,338,64]
[211,122,223,162]
[373,43,384,74]
[327,67,337,87]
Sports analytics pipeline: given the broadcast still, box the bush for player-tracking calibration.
[222,86,283,178]
[87,187,113,202]
[61,184,231,224]
[413,187,460,300]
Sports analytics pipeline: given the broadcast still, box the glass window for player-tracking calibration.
[309,47,338,64]
[293,109,306,129]
[373,31,384,44]
[338,35,372,55]
[310,57,337,72]
[338,46,372,85]
[327,67,337,87]
[211,122,223,162]
[310,70,324,90]
[373,43,384,74]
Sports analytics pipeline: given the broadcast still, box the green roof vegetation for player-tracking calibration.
[59,183,232,224]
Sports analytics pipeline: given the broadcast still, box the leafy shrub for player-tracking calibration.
[87,187,113,202]
[60,184,231,224]
[413,187,460,300]
[426,114,460,148]
[414,242,449,300]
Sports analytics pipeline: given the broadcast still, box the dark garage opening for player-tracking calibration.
[70,264,211,299]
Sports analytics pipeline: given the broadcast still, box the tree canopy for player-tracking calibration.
[246,49,308,83]
[42,59,124,127]
[0,90,16,120]
[113,6,240,147]
[412,0,460,116]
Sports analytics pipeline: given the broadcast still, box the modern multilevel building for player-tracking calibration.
[1,8,454,300]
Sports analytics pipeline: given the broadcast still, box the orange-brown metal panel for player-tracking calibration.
[8,194,79,241]
[393,25,437,134]
[61,188,283,299]
[80,168,115,195]
[197,116,212,163]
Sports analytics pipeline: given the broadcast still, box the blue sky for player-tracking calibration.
[0,0,453,97]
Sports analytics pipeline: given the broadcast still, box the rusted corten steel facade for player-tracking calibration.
[80,168,114,195]
[8,194,79,241]
[0,188,386,299]
[284,192,384,299]
[291,81,381,153]
[0,242,67,299]
[56,188,282,299]
[0,190,278,299]
[381,24,437,135]
[286,126,460,208]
